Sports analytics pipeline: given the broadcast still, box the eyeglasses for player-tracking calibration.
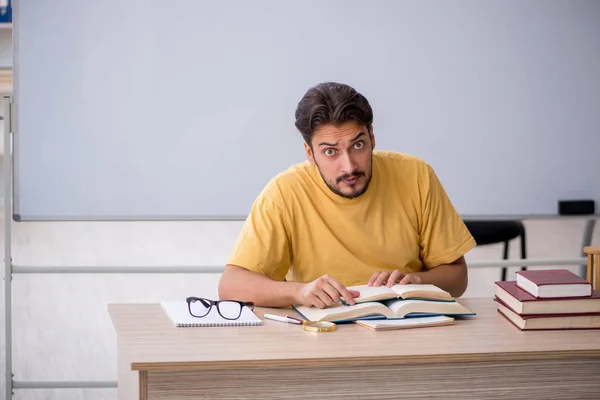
[186,297,255,320]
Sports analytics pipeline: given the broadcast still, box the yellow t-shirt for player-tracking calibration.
[227,151,476,287]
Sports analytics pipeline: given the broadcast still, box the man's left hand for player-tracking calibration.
[367,269,423,287]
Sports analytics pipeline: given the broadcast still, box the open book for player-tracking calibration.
[347,283,454,304]
[294,298,474,323]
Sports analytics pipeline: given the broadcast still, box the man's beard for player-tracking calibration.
[316,161,373,199]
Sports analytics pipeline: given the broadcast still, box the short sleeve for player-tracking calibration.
[226,185,292,281]
[418,164,476,267]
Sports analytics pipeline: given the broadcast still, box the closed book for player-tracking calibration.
[355,315,455,331]
[515,269,592,298]
[495,298,600,330]
[495,281,600,315]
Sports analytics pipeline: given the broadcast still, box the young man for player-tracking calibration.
[218,82,476,309]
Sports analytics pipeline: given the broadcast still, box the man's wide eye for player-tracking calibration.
[354,141,364,149]
[324,148,336,156]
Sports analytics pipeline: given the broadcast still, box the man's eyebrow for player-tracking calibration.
[318,140,338,147]
[350,132,366,142]
[317,131,366,147]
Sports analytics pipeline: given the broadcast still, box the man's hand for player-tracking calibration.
[365,258,469,297]
[368,269,423,287]
[297,274,360,309]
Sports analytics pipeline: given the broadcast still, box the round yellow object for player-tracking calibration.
[301,321,337,332]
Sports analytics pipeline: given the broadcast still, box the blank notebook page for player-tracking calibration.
[161,301,263,327]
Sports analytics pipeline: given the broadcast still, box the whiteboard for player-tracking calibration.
[12,0,600,220]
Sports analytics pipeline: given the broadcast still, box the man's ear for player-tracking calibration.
[369,125,376,149]
[304,142,316,165]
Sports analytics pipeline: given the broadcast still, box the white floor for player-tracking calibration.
[0,216,598,400]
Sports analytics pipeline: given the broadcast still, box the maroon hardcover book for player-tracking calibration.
[494,281,600,315]
[515,269,592,298]
[516,269,590,285]
[494,297,600,330]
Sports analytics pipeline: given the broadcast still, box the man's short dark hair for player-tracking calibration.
[294,82,373,145]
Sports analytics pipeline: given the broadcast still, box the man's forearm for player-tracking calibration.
[218,264,303,307]
[411,257,468,297]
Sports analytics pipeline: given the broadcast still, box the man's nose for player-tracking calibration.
[339,153,356,173]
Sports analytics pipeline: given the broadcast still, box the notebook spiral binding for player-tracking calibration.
[177,320,262,327]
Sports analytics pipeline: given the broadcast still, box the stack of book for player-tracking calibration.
[494,269,600,330]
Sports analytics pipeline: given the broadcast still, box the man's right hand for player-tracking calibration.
[296,274,360,309]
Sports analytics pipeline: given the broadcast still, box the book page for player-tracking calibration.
[390,284,453,301]
[295,301,393,322]
[346,284,396,303]
[385,299,474,318]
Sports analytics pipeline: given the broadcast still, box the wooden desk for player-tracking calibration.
[109,298,600,399]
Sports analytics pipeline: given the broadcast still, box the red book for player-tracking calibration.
[495,297,600,330]
[515,269,592,298]
[495,281,600,315]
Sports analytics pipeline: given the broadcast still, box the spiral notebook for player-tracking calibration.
[160,301,263,327]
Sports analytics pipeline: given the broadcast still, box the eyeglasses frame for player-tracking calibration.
[185,296,255,320]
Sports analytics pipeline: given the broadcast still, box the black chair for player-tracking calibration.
[463,220,527,281]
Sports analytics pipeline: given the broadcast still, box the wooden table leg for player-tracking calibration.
[596,255,600,292]
[584,246,600,291]
[139,371,148,400]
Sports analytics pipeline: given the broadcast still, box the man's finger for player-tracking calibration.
[315,290,336,307]
[308,293,326,309]
[321,283,342,304]
[367,272,380,286]
[398,274,411,285]
[328,278,358,305]
[373,271,390,286]
[387,270,404,287]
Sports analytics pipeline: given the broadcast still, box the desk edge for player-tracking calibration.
[130,349,600,371]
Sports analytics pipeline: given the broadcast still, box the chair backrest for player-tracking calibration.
[463,220,524,246]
